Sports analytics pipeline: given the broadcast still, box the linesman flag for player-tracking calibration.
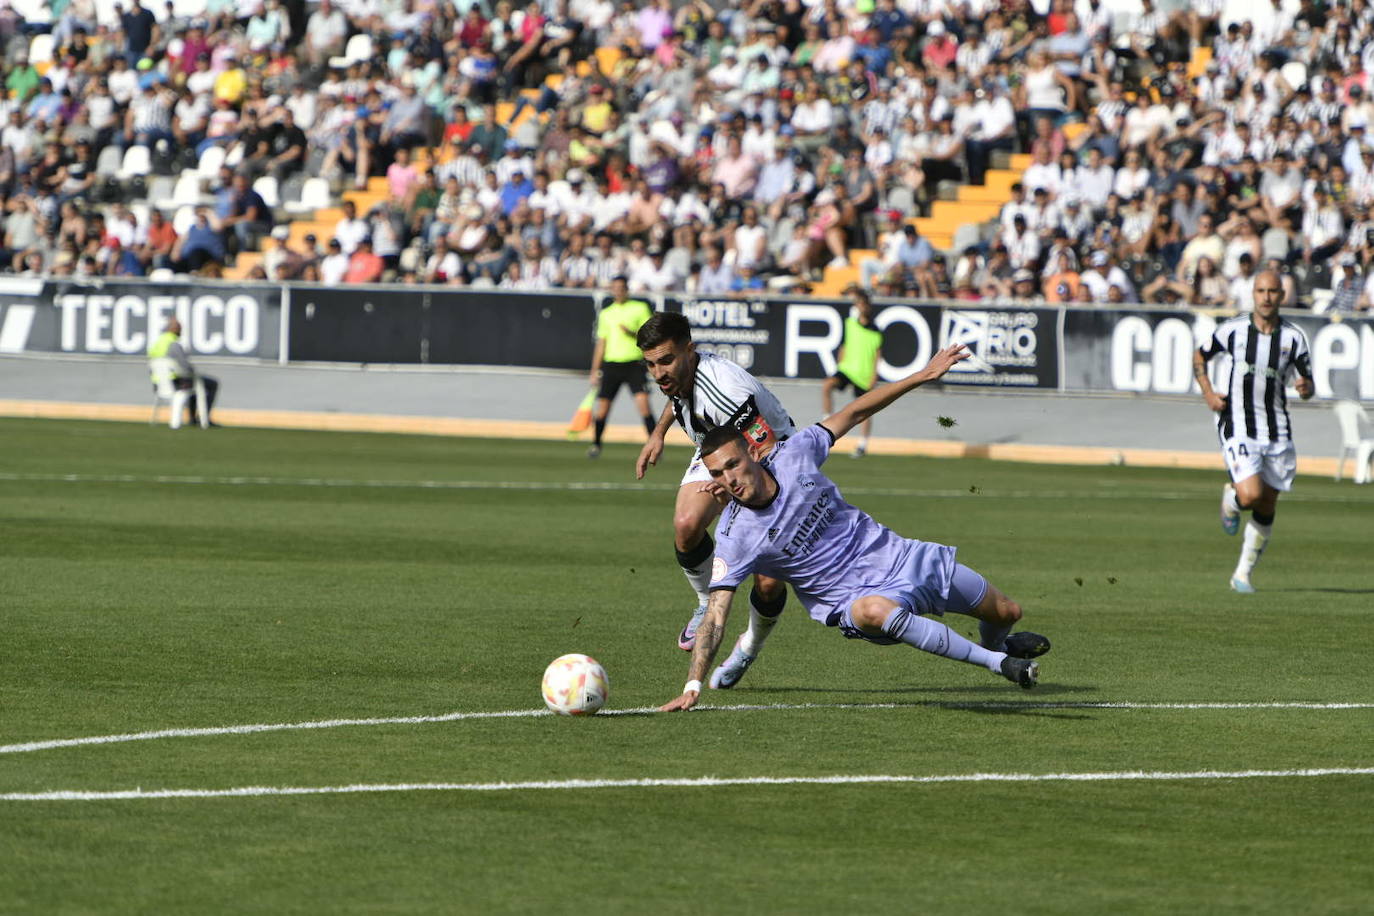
[567,388,596,437]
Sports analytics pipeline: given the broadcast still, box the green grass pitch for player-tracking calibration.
[2,417,1372,914]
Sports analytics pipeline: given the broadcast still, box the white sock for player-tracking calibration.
[740,598,782,656]
[1234,518,1272,581]
[882,608,1006,674]
[1223,485,1240,517]
[676,534,714,608]
[682,562,711,607]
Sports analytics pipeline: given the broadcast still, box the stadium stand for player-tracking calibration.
[0,0,1366,312]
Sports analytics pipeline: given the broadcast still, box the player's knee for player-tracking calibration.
[754,576,785,602]
[673,512,706,546]
[849,598,891,632]
[996,596,1023,625]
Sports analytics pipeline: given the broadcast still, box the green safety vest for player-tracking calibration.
[148,331,179,383]
[837,317,882,389]
[598,299,652,363]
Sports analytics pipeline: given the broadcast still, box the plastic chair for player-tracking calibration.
[149,357,208,430]
[96,145,123,177]
[169,172,205,208]
[118,145,152,179]
[329,33,373,68]
[285,177,332,214]
[172,204,197,235]
[1333,400,1374,483]
[252,175,280,208]
[197,145,226,180]
[28,33,55,65]
[1281,61,1308,94]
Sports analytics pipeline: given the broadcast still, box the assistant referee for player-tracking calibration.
[587,274,656,458]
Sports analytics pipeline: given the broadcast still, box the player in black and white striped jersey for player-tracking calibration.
[1193,270,1315,593]
[635,312,797,655]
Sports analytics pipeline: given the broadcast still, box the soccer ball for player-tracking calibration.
[541,654,610,716]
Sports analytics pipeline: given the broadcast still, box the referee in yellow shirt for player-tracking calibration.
[821,287,884,457]
[588,274,656,458]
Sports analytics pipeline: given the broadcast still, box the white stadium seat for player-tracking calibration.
[197,145,226,180]
[252,176,280,208]
[172,204,197,236]
[1333,401,1374,484]
[169,172,205,208]
[28,33,55,65]
[118,145,152,179]
[285,177,332,214]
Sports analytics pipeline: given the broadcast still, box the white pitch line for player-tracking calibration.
[4,767,1374,802]
[0,472,1356,503]
[3,701,1370,756]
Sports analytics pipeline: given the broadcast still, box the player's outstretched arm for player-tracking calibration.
[660,588,734,711]
[635,402,676,479]
[820,344,968,441]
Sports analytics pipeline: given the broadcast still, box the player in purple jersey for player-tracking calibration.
[660,344,1051,712]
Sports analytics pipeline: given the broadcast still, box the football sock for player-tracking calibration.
[1223,485,1240,517]
[641,415,655,436]
[881,608,1005,674]
[1234,517,1273,581]
[675,531,715,607]
[978,619,1013,652]
[593,417,607,447]
[741,584,786,655]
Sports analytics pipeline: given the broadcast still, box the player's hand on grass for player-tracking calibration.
[1204,391,1227,412]
[635,435,664,479]
[659,690,699,712]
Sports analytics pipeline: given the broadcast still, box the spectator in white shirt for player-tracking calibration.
[1002,214,1042,269]
[332,200,370,254]
[320,237,349,283]
[964,83,1017,185]
[1259,151,1303,226]
[1021,146,1061,196]
[1112,148,1151,200]
[1074,146,1116,208]
[629,243,683,292]
[1302,183,1345,264]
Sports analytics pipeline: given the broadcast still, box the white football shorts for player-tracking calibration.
[1220,436,1297,491]
[680,449,709,487]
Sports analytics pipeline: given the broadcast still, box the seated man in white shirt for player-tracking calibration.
[629,243,684,292]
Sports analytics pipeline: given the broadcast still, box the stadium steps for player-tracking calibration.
[496,89,545,129]
[1188,46,1213,80]
[342,178,390,215]
[814,262,862,298]
[224,251,263,281]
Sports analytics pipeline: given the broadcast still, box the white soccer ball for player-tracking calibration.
[541,653,610,716]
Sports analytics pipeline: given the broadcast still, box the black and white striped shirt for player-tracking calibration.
[671,351,797,449]
[1199,316,1312,443]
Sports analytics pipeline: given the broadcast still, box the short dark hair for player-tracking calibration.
[700,424,747,459]
[636,311,692,351]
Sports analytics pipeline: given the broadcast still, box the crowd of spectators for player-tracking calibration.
[0,0,1369,312]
